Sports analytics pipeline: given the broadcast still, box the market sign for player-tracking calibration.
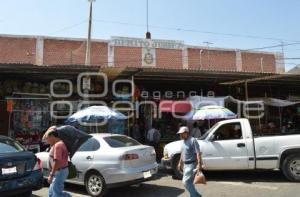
[159,100,192,113]
[111,37,185,50]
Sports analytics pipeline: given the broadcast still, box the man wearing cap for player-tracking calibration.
[177,126,202,197]
[43,126,71,197]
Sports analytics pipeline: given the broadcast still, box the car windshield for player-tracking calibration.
[199,122,221,140]
[0,138,24,153]
[104,136,141,148]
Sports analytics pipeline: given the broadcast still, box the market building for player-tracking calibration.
[0,34,299,154]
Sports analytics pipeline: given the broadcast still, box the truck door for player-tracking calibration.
[202,122,249,170]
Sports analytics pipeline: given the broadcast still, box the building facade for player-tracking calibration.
[0,34,285,73]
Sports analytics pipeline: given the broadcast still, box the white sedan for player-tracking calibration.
[36,134,158,197]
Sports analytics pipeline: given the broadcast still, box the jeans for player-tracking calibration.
[182,163,202,197]
[49,168,71,197]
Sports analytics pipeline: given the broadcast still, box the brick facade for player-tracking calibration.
[156,49,182,69]
[0,36,36,64]
[0,34,281,73]
[114,46,142,67]
[43,39,107,66]
[241,52,276,73]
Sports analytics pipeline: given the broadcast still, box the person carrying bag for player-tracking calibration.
[177,126,204,197]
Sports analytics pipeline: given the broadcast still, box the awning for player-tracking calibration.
[159,100,192,113]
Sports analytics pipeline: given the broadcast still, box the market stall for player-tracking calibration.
[7,93,51,152]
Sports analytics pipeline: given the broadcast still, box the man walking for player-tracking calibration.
[177,126,202,197]
[146,124,161,162]
[43,126,71,197]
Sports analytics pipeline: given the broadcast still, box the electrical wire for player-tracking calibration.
[49,19,88,35]
[93,19,300,43]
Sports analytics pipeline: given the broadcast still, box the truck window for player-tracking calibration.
[213,122,242,141]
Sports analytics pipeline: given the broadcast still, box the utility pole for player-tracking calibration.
[146,0,151,39]
[280,41,285,73]
[83,0,95,106]
[85,0,95,66]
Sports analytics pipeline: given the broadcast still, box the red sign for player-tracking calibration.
[159,100,192,113]
[7,100,13,113]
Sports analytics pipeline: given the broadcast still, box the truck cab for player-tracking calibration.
[162,118,300,181]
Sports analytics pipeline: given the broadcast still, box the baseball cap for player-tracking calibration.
[177,126,189,134]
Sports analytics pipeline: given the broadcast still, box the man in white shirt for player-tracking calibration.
[190,122,202,139]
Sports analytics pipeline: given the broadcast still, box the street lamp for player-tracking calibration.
[85,0,96,66]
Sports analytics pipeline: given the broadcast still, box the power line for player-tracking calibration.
[49,19,88,35]
[244,42,300,51]
[93,18,300,43]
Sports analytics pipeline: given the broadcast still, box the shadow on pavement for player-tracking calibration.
[203,170,288,183]
[59,180,185,197]
[107,183,185,197]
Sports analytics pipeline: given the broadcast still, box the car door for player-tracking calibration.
[202,122,249,170]
[71,138,100,180]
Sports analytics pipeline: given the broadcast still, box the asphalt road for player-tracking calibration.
[33,170,300,197]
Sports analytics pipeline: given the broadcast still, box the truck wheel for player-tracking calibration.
[282,154,300,182]
[172,154,183,180]
[85,171,107,197]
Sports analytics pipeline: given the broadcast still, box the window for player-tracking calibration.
[0,138,24,153]
[212,123,242,141]
[104,136,141,148]
[78,138,100,152]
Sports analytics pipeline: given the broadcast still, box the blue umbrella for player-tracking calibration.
[65,106,127,125]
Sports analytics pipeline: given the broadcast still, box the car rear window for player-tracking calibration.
[104,136,141,148]
[0,138,24,153]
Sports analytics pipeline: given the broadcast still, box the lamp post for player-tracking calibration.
[85,0,95,66]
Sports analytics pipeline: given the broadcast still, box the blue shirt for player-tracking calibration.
[181,137,201,162]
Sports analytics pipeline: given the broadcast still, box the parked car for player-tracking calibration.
[0,135,43,197]
[162,118,300,182]
[36,133,158,197]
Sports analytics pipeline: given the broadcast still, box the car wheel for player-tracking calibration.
[282,154,300,182]
[21,190,32,197]
[172,154,183,180]
[85,172,107,197]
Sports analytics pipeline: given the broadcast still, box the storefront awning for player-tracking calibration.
[159,100,192,113]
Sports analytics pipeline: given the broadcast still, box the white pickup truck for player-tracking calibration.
[161,118,300,181]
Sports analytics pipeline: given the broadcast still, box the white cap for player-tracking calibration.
[177,126,189,134]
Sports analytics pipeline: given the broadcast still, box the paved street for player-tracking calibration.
[33,170,300,197]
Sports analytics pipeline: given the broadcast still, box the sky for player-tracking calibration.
[1,0,300,70]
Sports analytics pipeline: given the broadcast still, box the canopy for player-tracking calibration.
[252,98,299,107]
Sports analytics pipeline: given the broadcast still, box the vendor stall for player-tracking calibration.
[7,93,51,152]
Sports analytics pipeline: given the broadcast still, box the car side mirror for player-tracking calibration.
[209,134,216,142]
